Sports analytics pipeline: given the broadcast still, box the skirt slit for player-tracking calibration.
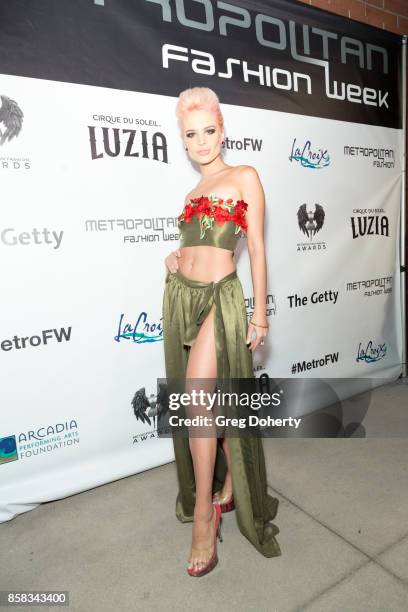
[162,267,281,558]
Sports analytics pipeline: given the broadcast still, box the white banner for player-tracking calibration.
[0,56,404,520]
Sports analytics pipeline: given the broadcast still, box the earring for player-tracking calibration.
[185,146,188,150]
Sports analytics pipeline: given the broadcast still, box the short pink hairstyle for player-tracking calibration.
[176,87,224,132]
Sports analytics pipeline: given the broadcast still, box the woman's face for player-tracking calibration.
[182,109,224,164]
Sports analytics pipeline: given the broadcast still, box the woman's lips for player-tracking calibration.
[198,149,210,155]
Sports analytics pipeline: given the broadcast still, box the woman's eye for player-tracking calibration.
[186,130,215,137]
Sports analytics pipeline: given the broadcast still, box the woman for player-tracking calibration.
[162,87,281,577]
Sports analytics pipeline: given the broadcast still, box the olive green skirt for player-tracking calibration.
[162,267,281,558]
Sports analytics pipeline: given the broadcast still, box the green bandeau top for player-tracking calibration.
[177,195,248,252]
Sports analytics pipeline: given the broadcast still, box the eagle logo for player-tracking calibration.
[297,203,325,239]
[0,95,24,145]
[131,384,169,426]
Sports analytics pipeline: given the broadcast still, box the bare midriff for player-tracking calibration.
[178,245,236,283]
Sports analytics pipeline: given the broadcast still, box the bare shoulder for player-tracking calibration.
[233,165,262,199]
[233,164,260,184]
[234,164,258,174]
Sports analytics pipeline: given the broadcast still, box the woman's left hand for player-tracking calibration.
[246,321,268,352]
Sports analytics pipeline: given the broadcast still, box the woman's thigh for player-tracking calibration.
[185,303,217,380]
[184,304,218,419]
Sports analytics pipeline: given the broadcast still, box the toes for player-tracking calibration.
[188,557,207,571]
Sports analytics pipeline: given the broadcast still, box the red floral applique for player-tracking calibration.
[213,206,230,224]
[177,195,248,239]
[195,197,212,218]
[181,203,195,223]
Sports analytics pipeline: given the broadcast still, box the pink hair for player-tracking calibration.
[176,87,224,131]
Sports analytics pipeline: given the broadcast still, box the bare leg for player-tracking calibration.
[214,437,233,501]
[185,304,218,572]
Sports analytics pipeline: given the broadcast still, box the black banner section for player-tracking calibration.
[0,0,403,128]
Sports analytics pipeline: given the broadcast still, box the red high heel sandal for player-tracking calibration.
[187,503,223,577]
[212,491,235,513]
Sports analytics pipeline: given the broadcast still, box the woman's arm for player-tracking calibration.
[164,248,181,272]
[164,192,190,272]
[239,165,269,350]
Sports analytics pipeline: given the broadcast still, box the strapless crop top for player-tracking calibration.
[177,195,248,252]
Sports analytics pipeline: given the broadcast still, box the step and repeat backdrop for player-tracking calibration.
[0,0,405,521]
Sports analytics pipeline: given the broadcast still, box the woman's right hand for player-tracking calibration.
[164,249,181,273]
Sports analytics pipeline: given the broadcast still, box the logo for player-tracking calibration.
[85,216,179,246]
[347,276,393,297]
[344,146,395,168]
[1,328,72,352]
[0,94,30,171]
[351,209,389,238]
[245,293,276,318]
[291,352,339,374]
[288,289,338,308]
[1,421,79,464]
[88,124,168,163]
[0,435,18,465]
[356,340,387,363]
[0,95,24,146]
[289,138,330,168]
[297,202,326,252]
[131,385,168,426]
[114,313,163,344]
[1,227,64,249]
[131,385,170,442]
[152,2,392,115]
[222,136,262,152]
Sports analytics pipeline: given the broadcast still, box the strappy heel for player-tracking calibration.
[212,491,235,513]
[187,504,222,577]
